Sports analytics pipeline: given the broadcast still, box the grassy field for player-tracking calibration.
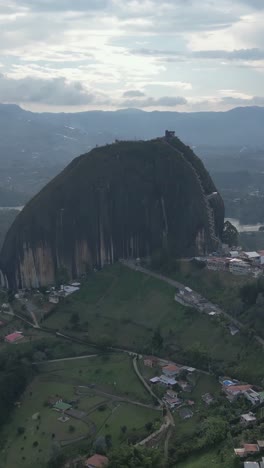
[0,354,160,468]
[38,354,151,403]
[44,264,264,384]
[0,379,87,468]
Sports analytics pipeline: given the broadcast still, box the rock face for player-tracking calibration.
[0,135,224,288]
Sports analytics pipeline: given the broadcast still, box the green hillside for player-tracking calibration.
[44,263,263,384]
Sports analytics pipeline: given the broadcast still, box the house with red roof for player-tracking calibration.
[84,454,109,468]
[224,384,252,401]
[5,332,24,344]
[162,364,181,377]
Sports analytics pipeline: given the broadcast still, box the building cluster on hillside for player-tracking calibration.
[219,377,264,406]
[234,441,264,468]
[205,247,264,277]
[145,356,196,414]
[47,282,81,304]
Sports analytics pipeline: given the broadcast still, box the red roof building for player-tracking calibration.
[243,444,259,454]
[224,384,252,400]
[84,454,109,468]
[5,332,24,343]
[162,364,181,377]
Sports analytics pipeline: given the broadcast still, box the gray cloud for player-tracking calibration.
[16,0,110,12]
[122,90,145,98]
[122,95,187,108]
[220,95,264,105]
[0,74,107,105]
[194,48,264,60]
[237,0,264,9]
[131,47,264,62]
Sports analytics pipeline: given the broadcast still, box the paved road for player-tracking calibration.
[133,357,163,406]
[121,260,264,349]
[132,356,175,456]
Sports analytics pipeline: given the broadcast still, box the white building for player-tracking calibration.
[207,257,228,272]
[229,259,251,275]
[245,389,263,405]
[240,412,257,426]
[240,251,260,265]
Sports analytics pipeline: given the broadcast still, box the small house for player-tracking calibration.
[162,364,181,377]
[224,384,252,401]
[235,444,260,458]
[159,375,177,386]
[5,332,24,344]
[144,356,158,368]
[240,412,257,426]
[53,401,72,412]
[229,259,251,275]
[49,294,59,304]
[84,454,109,468]
[202,393,214,405]
[178,381,192,392]
[207,257,228,272]
[243,444,260,455]
[240,251,260,265]
[244,463,260,468]
[245,389,262,405]
[179,408,193,420]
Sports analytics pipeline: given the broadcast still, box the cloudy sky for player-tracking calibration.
[0,0,264,112]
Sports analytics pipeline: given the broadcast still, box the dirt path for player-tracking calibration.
[38,354,97,364]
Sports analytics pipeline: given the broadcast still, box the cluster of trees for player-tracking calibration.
[169,416,228,464]
[222,220,238,247]
[0,349,35,432]
[108,446,161,468]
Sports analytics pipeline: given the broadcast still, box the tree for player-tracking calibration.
[68,425,75,433]
[222,221,238,247]
[108,445,161,467]
[105,434,112,450]
[17,426,25,436]
[145,422,153,432]
[240,283,258,306]
[151,328,163,351]
[120,425,127,434]
[69,312,80,327]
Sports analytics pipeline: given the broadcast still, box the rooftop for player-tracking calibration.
[162,364,180,372]
[226,384,252,393]
[241,413,257,422]
[244,251,260,258]
[5,332,24,343]
[84,454,109,468]
[244,444,259,452]
[244,462,260,468]
[53,401,72,412]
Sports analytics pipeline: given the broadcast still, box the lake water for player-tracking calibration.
[226,218,263,233]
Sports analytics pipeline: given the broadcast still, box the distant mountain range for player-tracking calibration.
[1,104,264,162]
[0,103,263,201]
